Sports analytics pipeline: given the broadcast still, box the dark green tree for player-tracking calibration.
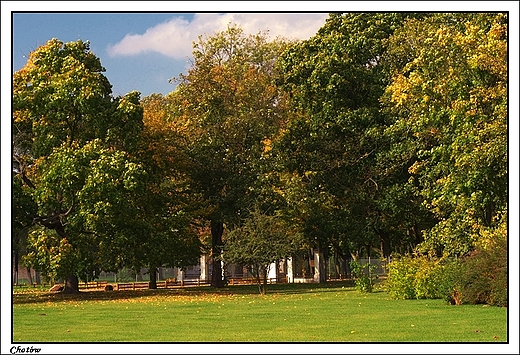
[224,208,303,294]
[275,13,420,271]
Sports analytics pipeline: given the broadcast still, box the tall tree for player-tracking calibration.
[13,39,146,292]
[275,13,418,268]
[168,25,290,287]
[381,13,508,256]
[138,94,202,288]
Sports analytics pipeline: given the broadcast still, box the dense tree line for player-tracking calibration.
[12,13,507,293]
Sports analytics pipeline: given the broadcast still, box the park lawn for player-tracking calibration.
[12,282,507,342]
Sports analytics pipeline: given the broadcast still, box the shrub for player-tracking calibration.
[384,236,507,307]
[116,268,135,282]
[413,257,445,299]
[349,260,378,293]
[383,256,418,299]
[456,237,507,307]
[436,260,464,305]
[385,255,453,300]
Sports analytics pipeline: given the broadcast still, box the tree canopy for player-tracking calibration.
[380,13,507,256]
[166,24,292,287]
[12,13,508,292]
[12,39,198,292]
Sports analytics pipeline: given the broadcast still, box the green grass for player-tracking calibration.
[12,282,507,342]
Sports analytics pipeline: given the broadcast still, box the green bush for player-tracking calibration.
[385,255,458,300]
[116,268,136,282]
[384,237,507,307]
[413,257,445,299]
[383,256,418,299]
[456,237,507,307]
[436,260,464,305]
[349,260,378,293]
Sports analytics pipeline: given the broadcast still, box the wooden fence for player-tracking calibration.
[78,281,108,290]
[115,278,208,290]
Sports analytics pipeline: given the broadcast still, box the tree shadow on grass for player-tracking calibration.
[13,280,357,305]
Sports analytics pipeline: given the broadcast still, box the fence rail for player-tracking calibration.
[13,258,389,289]
[115,279,209,290]
[79,281,108,290]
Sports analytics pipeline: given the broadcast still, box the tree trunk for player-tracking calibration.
[149,265,157,289]
[13,251,19,285]
[413,221,422,246]
[26,267,33,285]
[253,265,263,295]
[261,267,268,295]
[484,202,495,226]
[379,230,391,258]
[63,274,80,294]
[210,219,224,288]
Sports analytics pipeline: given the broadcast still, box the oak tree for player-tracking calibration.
[168,25,290,287]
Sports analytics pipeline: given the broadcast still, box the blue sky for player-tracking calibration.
[11,13,193,97]
[8,2,517,98]
[11,12,329,97]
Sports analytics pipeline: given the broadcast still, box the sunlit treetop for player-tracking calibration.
[13,38,114,158]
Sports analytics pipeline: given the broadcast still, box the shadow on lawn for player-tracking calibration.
[13,280,356,305]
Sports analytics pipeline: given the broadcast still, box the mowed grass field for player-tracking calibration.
[12,282,507,342]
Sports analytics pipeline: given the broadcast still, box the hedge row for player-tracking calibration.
[383,238,507,307]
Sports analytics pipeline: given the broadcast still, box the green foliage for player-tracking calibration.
[138,93,203,278]
[167,24,292,287]
[381,13,507,256]
[278,13,414,113]
[11,14,508,298]
[384,256,419,299]
[384,235,507,307]
[169,24,290,222]
[13,37,202,289]
[22,229,73,283]
[413,259,443,300]
[116,268,136,282]
[275,13,426,257]
[13,38,113,158]
[224,208,304,294]
[349,260,377,293]
[384,255,449,300]
[453,236,508,307]
[12,174,38,269]
[20,140,148,280]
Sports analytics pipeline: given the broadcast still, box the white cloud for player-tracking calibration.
[107,13,328,59]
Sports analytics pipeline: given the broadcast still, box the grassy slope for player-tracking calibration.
[12,282,507,342]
